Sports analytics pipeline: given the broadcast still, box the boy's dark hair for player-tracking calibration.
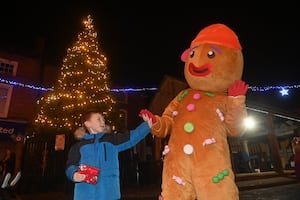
[74,110,110,140]
[81,110,103,126]
[73,110,101,140]
[81,110,105,133]
[81,110,102,125]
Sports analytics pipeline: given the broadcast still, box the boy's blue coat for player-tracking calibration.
[65,122,150,200]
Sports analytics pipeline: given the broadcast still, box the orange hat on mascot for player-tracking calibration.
[181,23,242,62]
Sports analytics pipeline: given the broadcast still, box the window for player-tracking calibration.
[0,58,17,118]
[0,58,17,76]
[0,83,13,118]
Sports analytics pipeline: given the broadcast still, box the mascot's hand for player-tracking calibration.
[228,80,249,96]
[139,109,157,124]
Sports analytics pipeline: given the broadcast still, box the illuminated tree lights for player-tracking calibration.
[33,14,118,130]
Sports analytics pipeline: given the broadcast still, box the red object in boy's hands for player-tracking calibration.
[78,164,100,184]
[228,80,249,96]
[139,109,157,124]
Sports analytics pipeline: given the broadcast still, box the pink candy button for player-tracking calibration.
[193,93,201,100]
[186,104,195,111]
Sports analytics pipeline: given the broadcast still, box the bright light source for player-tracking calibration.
[244,116,255,129]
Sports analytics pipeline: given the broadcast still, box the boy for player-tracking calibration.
[65,109,154,200]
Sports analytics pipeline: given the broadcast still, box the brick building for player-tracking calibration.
[0,49,59,176]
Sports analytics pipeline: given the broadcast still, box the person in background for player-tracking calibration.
[0,149,15,189]
[292,136,300,180]
[65,109,154,200]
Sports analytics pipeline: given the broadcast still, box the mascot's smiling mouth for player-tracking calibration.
[188,63,212,76]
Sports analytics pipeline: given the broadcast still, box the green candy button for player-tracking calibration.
[212,176,219,183]
[222,169,229,176]
[217,173,224,180]
[205,92,215,97]
[184,122,194,133]
[178,90,189,101]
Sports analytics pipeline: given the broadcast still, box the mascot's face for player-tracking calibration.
[183,43,243,92]
[181,23,244,93]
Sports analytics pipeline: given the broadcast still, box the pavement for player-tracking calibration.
[240,182,300,200]
[235,170,298,190]
[121,172,299,200]
[1,170,299,200]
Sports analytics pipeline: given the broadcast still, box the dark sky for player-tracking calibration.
[0,2,299,112]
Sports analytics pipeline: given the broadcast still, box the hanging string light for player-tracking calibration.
[1,77,299,95]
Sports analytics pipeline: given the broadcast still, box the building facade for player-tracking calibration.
[0,50,58,178]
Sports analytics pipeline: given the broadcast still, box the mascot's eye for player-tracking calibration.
[207,51,215,59]
[189,50,195,58]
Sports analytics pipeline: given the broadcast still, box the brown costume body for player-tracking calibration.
[151,24,247,200]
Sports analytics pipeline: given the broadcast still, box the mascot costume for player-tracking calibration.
[141,23,248,200]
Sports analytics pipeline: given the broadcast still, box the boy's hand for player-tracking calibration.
[73,172,86,182]
[78,164,99,184]
[139,109,157,128]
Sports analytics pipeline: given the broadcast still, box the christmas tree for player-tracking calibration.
[34,14,119,131]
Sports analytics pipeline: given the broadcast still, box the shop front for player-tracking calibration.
[0,119,27,187]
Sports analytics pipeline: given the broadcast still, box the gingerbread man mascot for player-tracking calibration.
[141,23,248,200]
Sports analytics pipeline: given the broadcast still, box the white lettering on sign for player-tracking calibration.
[0,127,14,134]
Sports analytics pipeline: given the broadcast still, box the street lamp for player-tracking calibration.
[244,116,256,130]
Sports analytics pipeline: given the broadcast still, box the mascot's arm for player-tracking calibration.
[225,80,248,136]
[151,96,180,138]
[225,96,247,136]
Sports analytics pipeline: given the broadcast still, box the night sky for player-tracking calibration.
[0,2,299,112]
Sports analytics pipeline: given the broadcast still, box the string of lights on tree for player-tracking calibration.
[1,77,299,96]
[32,14,121,130]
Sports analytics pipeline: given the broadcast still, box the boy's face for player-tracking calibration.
[85,113,106,134]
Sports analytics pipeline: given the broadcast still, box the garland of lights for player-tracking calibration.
[1,77,299,95]
[249,85,300,96]
[0,78,53,91]
[0,78,157,92]
[3,79,299,124]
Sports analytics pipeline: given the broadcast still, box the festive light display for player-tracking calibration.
[0,78,53,91]
[33,15,119,130]
[279,88,289,96]
[1,77,299,95]
[248,85,300,96]
[0,78,158,92]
